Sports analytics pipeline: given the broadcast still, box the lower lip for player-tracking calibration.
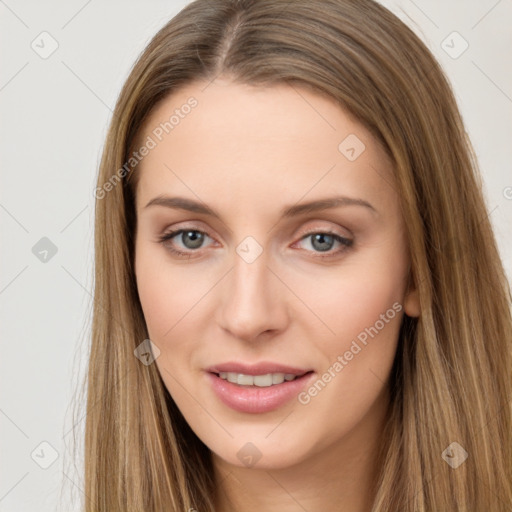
[206,371,315,414]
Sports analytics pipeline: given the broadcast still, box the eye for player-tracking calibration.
[294,230,353,259]
[157,227,353,260]
[157,228,214,258]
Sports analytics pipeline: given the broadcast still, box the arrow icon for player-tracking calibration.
[31,31,59,60]
[236,236,263,263]
[442,441,468,468]
[32,237,58,262]
[236,441,262,467]
[134,339,160,365]
[338,134,365,161]
[31,441,59,468]
[440,31,468,59]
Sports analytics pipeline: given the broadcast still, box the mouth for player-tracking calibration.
[205,366,316,414]
[210,370,313,387]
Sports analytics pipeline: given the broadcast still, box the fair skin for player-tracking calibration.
[134,78,420,512]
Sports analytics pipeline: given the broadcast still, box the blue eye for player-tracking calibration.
[296,231,353,258]
[157,228,353,259]
[157,229,213,257]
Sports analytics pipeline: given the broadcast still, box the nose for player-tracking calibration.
[216,247,290,342]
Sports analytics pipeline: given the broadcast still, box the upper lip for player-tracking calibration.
[206,361,312,376]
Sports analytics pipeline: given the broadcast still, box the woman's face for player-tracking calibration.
[134,78,419,470]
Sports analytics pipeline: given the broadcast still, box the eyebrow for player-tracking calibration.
[144,195,377,218]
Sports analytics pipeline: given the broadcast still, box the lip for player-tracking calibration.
[205,365,315,414]
[205,361,311,376]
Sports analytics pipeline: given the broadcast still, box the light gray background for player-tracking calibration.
[1,1,511,510]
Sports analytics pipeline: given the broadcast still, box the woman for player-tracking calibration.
[84,0,512,510]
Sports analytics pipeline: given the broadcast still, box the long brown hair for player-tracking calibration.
[80,0,512,509]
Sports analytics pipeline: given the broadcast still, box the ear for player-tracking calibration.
[403,268,420,318]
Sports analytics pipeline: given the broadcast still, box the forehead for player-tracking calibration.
[134,79,395,214]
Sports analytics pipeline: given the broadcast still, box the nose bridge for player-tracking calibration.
[232,247,269,303]
[218,240,288,340]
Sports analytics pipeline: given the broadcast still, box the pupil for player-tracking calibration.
[183,231,204,249]
[312,233,334,252]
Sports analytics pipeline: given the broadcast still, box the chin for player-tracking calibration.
[215,445,305,471]
[204,430,313,471]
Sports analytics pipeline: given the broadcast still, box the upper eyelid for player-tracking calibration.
[161,225,352,248]
[161,219,351,239]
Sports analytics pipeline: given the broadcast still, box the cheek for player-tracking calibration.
[135,253,199,396]
[287,252,406,350]
[135,264,174,341]
[134,245,221,396]
[135,244,208,340]
[323,276,401,346]
[287,249,406,404]
[293,271,404,441]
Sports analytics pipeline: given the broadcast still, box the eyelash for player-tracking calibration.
[157,227,353,260]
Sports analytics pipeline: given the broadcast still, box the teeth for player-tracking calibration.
[238,373,254,386]
[272,373,285,384]
[218,372,300,386]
